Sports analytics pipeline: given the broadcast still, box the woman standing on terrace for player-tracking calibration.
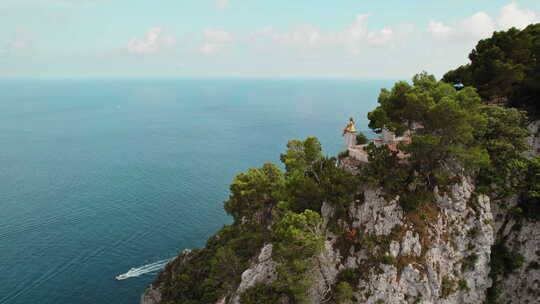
[343,117,357,149]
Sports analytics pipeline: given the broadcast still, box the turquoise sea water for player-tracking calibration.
[0,78,393,304]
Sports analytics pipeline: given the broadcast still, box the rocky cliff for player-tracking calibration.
[211,179,494,304]
[141,124,540,304]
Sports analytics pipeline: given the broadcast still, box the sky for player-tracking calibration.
[1,0,539,78]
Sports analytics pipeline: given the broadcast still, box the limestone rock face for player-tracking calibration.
[331,180,494,304]
[230,244,277,304]
[232,179,495,304]
[140,285,162,304]
[525,120,540,159]
[496,220,540,303]
[141,121,540,304]
[489,120,540,303]
[142,180,497,304]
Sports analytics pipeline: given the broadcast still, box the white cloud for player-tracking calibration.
[269,24,322,46]
[127,27,176,55]
[427,2,538,41]
[498,2,538,30]
[367,28,394,46]
[215,0,229,10]
[1,28,34,56]
[203,28,232,43]
[199,28,232,55]
[339,14,403,50]
[428,12,496,41]
[457,12,497,40]
[248,14,407,56]
[343,14,370,42]
[427,20,455,39]
[200,43,219,55]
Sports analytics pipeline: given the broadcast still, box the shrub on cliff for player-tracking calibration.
[520,156,540,220]
[271,209,324,302]
[280,137,358,213]
[224,162,284,223]
[356,132,369,145]
[240,283,281,304]
[159,223,266,304]
[476,105,529,193]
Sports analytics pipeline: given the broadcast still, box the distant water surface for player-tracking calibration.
[0,78,393,304]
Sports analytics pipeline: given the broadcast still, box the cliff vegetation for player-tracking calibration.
[142,24,540,304]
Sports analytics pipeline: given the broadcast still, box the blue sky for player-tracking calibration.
[1,0,539,78]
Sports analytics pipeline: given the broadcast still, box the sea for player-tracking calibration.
[0,77,394,304]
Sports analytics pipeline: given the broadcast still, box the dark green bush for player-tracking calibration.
[356,132,369,145]
[240,283,282,304]
[335,282,354,304]
[461,253,478,272]
[338,150,349,159]
[336,268,360,285]
[381,255,396,265]
[490,243,525,278]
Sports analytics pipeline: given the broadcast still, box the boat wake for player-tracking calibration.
[116,259,170,280]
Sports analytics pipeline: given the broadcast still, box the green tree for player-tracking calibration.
[476,105,529,191]
[368,72,489,185]
[520,156,540,220]
[280,136,323,177]
[280,137,358,213]
[315,157,358,209]
[362,143,409,193]
[334,282,354,304]
[443,24,540,111]
[240,283,282,304]
[272,209,324,302]
[224,162,284,222]
[356,132,369,145]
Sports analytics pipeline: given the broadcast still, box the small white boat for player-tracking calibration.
[116,274,128,280]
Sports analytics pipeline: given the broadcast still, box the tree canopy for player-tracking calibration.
[368,73,488,174]
[443,23,540,111]
[224,162,284,222]
[367,72,529,191]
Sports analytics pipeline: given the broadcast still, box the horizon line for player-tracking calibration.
[0,75,405,81]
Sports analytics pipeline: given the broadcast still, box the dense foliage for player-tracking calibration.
[443,23,540,111]
[367,72,529,194]
[239,283,281,304]
[160,136,358,304]
[476,105,529,193]
[270,209,324,302]
[519,156,540,220]
[356,132,369,145]
[224,162,284,224]
[279,137,358,213]
[158,223,266,304]
[368,73,488,175]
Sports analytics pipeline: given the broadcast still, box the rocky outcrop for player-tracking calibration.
[219,178,494,304]
[140,180,539,304]
[141,180,497,304]
[140,284,162,304]
[488,121,540,304]
[230,244,277,304]
[140,249,194,304]
[328,179,492,303]
[525,120,540,158]
[497,220,540,302]
[141,122,540,304]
